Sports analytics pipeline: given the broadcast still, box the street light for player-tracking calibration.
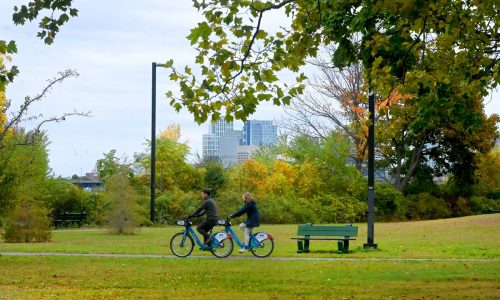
[150,62,166,223]
[364,88,377,249]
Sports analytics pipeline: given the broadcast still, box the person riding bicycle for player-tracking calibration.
[228,192,260,253]
[189,188,219,249]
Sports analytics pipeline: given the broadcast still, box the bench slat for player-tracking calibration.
[297,225,358,237]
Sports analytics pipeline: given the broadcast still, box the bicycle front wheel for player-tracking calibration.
[210,237,234,258]
[250,236,274,258]
[170,232,194,257]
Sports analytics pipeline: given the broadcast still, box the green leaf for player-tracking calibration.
[164,59,174,68]
[6,40,17,54]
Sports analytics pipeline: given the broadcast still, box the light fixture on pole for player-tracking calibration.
[151,62,166,223]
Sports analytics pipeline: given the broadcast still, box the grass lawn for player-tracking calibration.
[0,256,498,299]
[1,214,499,258]
[0,214,499,299]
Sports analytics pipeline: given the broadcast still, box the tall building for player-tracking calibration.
[219,130,243,167]
[242,120,277,146]
[202,119,277,166]
[202,120,233,159]
[210,120,233,138]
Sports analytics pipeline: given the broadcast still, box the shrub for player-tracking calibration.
[375,183,407,221]
[312,194,366,224]
[468,196,499,214]
[104,173,144,234]
[404,193,452,220]
[155,189,200,224]
[2,201,52,243]
[486,188,500,200]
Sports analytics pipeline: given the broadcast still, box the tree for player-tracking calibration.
[279,46,368,170]
[475,149,500,195]
[95,149,130,185]
[376,85,499,193]
[137,124,202,193]
[201,160,226,195]
[166,0,499,124]
[0,129,49,218]
[104,172,143,235]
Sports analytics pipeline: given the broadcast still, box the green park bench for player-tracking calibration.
[291,223,358,254]
[54,211,87,227]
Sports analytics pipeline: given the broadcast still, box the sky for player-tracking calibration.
[1,1,499,178]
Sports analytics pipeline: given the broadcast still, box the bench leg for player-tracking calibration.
[297,240,304,253]
[338,240,349,253]
[303,239,310,253]
[337,241,344,253]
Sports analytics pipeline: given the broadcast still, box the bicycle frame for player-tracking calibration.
[181,226,205,248]
[223,222,264,249]
[179,220,227,249]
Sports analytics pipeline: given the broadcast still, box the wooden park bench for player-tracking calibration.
[291,223,358,253]
[54,211,87,227]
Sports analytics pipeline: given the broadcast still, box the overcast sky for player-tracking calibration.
[1,1,499,177]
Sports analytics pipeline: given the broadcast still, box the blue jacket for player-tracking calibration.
[231,200,260,228]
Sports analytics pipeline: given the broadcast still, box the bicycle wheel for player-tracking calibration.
[170,232,194,257]
[210,237,234,258]
[250,234,274,258]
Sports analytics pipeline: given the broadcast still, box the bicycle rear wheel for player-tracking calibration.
[210,237,234,258]
[170,232,194,257]
[250,233,274,258]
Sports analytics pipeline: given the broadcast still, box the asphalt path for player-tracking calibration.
[0,252,498,262]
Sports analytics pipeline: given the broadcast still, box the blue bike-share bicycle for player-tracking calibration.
[170,217,233,258]
[217,217,274,258]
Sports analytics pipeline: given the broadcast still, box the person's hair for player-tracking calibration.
[243,192,252,200]
[202,188,211,196]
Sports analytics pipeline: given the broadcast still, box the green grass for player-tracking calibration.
[0,256,498,299]
[0,214,499,299]
[1,214,499,258]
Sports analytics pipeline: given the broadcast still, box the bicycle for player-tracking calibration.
[217,218,274,258]
[169,217,233,258]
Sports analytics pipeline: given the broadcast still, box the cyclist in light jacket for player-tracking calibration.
[228,192,260,253]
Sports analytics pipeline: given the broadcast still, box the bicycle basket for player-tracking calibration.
[176,220,185,226]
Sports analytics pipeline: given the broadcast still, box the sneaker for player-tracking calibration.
[238,248,248,253]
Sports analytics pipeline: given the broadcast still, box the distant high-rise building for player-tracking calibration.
[210,120,233,138]
[219,130,243,167]
[202,120,233,159]
[242,120,277,146]
[202,119,277,166]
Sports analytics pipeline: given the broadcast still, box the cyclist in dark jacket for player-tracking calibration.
[190,188,219,248]
[228,192,260,253]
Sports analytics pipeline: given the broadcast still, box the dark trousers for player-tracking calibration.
[197,219,217,244]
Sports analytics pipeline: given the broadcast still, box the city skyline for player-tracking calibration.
[202,120,278,167]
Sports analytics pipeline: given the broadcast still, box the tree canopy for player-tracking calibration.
[166,0,499,124]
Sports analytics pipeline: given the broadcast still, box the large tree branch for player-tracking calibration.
[0,69,91,149]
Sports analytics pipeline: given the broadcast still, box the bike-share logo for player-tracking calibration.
[256,233,267,242]
[215,232,227,241]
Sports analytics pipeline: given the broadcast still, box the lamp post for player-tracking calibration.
[151,62,167,223]
[150,62,157,222]
[364,88,377,249]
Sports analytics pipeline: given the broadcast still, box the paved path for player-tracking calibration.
[1,252,498,262]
